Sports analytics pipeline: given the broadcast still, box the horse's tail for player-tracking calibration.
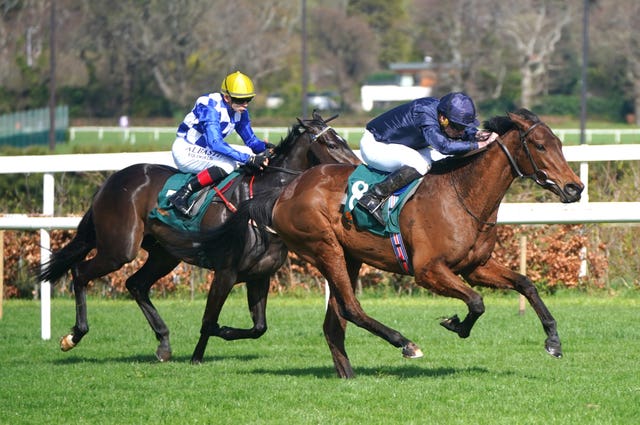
[37,209,96,284]
[180,189,281,269]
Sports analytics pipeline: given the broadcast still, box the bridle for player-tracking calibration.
[452,121,561,228]
[496,122,555,188]
[264,117,341,175]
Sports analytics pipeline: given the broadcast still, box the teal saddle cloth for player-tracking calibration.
[344,165,421,236]
[148,171,239,232]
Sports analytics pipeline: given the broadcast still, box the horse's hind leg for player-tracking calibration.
[320,252,423,374]
[324,294,353,378]
[63,253,132,350]
[465,258,562,358]
[414,262,486,339]
[125,245,179,362]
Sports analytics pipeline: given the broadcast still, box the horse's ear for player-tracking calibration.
[296,118,307,133]
[507,111,528,131]
[325,114,339,123]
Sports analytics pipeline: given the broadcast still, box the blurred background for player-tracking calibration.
[0,0,637,127]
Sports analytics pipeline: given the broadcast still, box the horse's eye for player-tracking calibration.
[535,143,545,151]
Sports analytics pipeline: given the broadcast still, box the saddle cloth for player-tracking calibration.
[344,165,421,237]
[148,171,240,232]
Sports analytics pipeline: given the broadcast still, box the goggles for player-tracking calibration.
[230,96,253,105]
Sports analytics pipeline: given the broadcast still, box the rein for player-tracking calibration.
[450,172,497,228]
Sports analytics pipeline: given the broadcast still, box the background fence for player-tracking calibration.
[1,144,640,339]
[68,126,640,148]
[0,106,68,147]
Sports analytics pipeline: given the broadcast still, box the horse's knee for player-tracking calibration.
[252,323,267,338]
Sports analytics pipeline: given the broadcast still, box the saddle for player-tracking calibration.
[344,165,421,236]
[343,165,421,274]
[149,171,242,232]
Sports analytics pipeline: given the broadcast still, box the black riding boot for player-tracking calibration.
[169,166,227,216]
[168,177,203,216]
[357,165,422,225]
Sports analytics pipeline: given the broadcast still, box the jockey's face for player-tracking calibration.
[439,114,466,139]
[224,94,252,113]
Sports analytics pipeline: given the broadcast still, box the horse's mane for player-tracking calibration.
[483,108,540,135]
[430,108,539,175]
[272,122,305,157]
[272,115,327,157]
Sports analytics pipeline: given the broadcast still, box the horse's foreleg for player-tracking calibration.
[465,258,562,358]
[217,276,270,340]
[191,270,236,364]
[415,263,485,339]
[125,249,179,362]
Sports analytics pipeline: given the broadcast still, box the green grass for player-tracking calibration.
[1,292,639,424]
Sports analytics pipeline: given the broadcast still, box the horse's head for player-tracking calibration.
[271,110,360,171]
[487,109,583,203]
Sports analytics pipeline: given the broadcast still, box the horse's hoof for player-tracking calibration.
[60,334,76,352]
[545,345,563,359]
[402,342,424,359]
[155,348,172,362]
[440,314,460,332]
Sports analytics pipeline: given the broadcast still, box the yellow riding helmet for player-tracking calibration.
[220,71,255,99]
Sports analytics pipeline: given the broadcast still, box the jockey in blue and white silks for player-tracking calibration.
[169,71,273,216]
[172,92,266,173]
[357,92,498,225]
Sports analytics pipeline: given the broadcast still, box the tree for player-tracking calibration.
[410,0,506,99]
[592,0,640,124]
[495,0,574,109]
[308,7,379,110]
[347,0,412,66]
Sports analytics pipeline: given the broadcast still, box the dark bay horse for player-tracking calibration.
[211,109,583,378]
[38,112,361,362]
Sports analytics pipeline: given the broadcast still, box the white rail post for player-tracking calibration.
[40,172,54,340]
[519,235,527,315]
[580,162,589,204]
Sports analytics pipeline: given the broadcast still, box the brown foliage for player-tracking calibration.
[1,224,610,299]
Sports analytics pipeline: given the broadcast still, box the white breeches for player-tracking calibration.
[359,130,450,175]
[171,138,253,174]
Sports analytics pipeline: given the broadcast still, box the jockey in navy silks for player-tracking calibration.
[169,71,274,216]
[357,92,498,225]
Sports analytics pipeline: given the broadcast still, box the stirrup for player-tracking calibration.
[358,194,386,226]
[168,193,194,216]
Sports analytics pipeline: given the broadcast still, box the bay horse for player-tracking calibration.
[37,111,360,363]
[206,108,583,378]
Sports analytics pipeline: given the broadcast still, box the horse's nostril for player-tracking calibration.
[564,183,583,200]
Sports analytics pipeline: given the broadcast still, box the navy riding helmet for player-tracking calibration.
[437,92,480,127]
